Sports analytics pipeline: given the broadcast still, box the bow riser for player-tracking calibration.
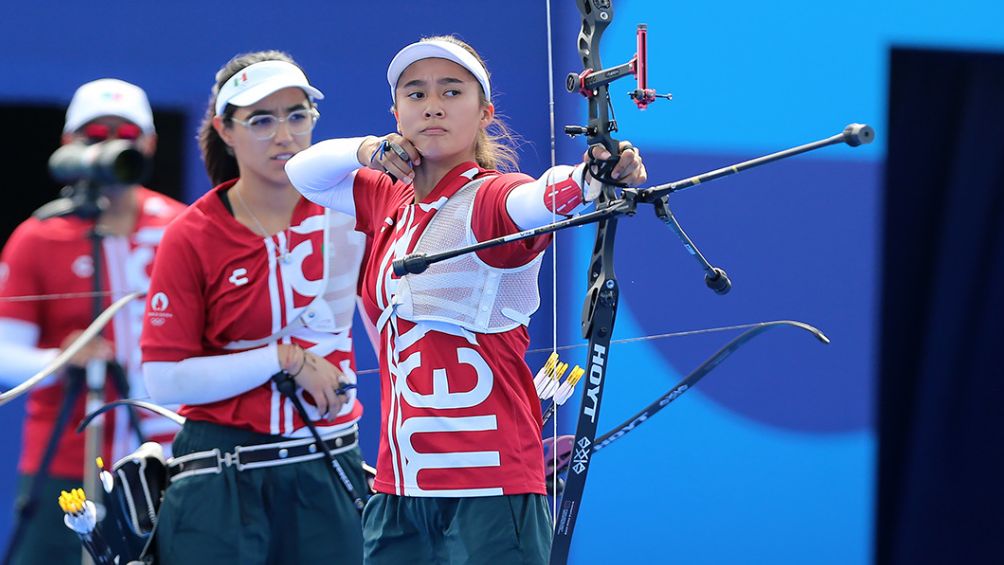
[573,0,621,184]
[549,2,625,562]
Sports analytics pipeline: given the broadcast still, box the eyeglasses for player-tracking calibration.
[229,108,320,141]
[82,122,143,143]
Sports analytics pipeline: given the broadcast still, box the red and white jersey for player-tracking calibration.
[0,188,185,479]
[141,181,365,437]
[353,162,550,497]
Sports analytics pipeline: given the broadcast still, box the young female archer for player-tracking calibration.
[286,36,646,564]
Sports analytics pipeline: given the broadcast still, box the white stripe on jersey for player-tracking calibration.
[278,231,297,436]
[265,237,282,436]
[284,396,294,434]
[264,237,282,333]
[277,230,297,324]
[104,237,130,462]
[381,204,418,495]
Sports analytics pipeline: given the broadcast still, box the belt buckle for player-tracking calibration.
[220,447,245,471]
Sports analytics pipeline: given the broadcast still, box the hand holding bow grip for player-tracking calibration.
[586,140,625,187]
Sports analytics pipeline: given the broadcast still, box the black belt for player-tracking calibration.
[167,426,358,483]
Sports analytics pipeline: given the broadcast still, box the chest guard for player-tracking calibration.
[394,177,544,334]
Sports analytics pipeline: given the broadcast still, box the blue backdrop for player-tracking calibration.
[2,1,1003,563]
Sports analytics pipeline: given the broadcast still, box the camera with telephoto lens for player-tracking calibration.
[48,139,150,186]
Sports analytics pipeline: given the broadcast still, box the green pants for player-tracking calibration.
[8,474,84,565]
[156,420,367,565]
[362,492,552,565]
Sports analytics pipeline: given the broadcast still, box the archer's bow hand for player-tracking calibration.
[582,141,647,196]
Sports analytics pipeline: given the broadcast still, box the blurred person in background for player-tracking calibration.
[0,78,186,565]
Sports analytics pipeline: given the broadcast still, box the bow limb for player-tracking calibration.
[549,3,622,563]
[0,290,145,407]
[545,320,829,478]
[594,320,827,450]
[76,397,185,430]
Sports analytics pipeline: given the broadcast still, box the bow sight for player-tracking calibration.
[565,23,671,112]
[564,16,672,186]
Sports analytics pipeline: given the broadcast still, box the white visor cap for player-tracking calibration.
[387,40,491,103]
[215,60,324,116]
[64,78,155,135]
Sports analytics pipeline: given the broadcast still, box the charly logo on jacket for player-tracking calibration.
[147,291,173,326]
[228,268,249,286]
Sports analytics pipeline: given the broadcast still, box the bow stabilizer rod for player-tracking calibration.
[392,199,634,275]
[640,123,875,201]
[390,124,874,278]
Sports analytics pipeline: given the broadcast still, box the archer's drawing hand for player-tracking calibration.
[358,134,422,185]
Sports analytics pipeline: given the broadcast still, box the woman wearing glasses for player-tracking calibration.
[286,36,646,563]
[141,51,369,564]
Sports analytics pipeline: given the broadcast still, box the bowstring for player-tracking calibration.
[0,290,141,303]
[352,321,780,375]
[526,322,780,355]
[545,0,560,524]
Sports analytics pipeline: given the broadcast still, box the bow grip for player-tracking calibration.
[587,140,625,187]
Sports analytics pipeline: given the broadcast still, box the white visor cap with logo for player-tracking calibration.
[64,78,155,135]
[215,60,324,116]
[386,40,491,103]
